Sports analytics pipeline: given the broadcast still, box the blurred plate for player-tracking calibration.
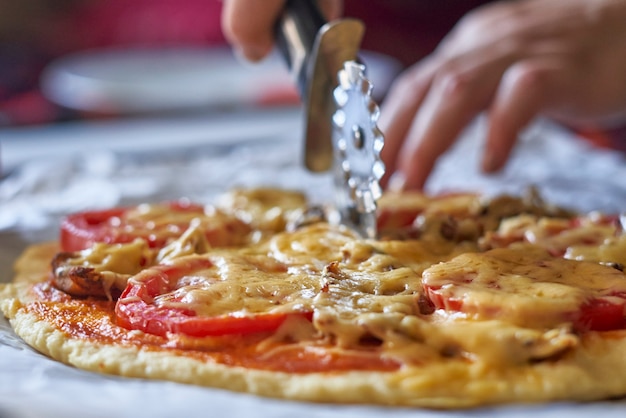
[40,46,402,114]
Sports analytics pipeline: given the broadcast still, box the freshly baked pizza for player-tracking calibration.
[2,187,626,409]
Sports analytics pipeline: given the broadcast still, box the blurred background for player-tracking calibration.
[0,0,490,126]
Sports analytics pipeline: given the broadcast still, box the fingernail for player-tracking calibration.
[388,171,407,193]
[232,46,266,64]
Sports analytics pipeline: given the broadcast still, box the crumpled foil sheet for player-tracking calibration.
[0,137,331,234]
[1,116,626,418]
[1,117,624,236]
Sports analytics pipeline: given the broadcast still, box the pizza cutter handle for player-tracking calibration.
[275,0,327,99]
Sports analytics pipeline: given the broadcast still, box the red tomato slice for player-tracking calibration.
[115,259,312,337]
[576,296,626,331]
[377,192,478,230]
[423,285,463,312]
[61,208,129,252]
[60,201,244,252]
[377,207,422,230]
[424,283,626,332]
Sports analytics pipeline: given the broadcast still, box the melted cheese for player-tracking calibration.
[122,202,252,248]
[565,235,626,267]
[157,220,211,261]
[53,239,155,298]
[51,189,626,370]
[135,220,616,368]
[65,239,153,275]
[216,187,307,233]
[424,247,626,328]
[486,213,623,264]
[156,251,321,317]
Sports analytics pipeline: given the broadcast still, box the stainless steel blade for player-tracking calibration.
[332,61,385,239]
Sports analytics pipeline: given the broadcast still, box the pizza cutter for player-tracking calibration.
[276,0,385,239]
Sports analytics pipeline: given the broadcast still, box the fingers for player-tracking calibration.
[379,59,437,189]
[393,71,492,190]
[221,0,286,61]
[483,60,564,172]
[221,0,343,62]
[317,0,343,21]
[378,0,626,192]
[383,49,510,191]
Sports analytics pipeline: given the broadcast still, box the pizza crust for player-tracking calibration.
[5,296,626,409]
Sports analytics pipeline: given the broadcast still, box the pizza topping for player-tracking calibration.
[474,188,573,229]
[51,239,154,298]
[51,221,218,299]
[564,231,626,268]
[109,213,607,369]
[155,219,212,261]
[377,188,572,242]
[377,192,480,239]
[481,212,620,258]
[287,205,328,230]
[268,223,356,268]
[60,202,251,252]
[115,249,318,337]
[216,187,308,235]
[423,247,626,331]
[429,320,579,365]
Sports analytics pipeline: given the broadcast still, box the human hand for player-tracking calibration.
[380,0,626,191]
[221,0,343,62]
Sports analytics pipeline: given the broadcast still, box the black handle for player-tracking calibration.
[275,0,327,97]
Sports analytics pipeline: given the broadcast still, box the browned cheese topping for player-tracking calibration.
[49,188,626,368]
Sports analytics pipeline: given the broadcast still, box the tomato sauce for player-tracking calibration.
[27,283,400,374]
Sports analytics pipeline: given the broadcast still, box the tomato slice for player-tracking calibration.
[61,208,129,252]
[577,296,626,331]
[377,192,479,230]
[377,206,422,230]
[423,285,464,312]
[60,201,248,252]
[115,259,312,337]
[422,249,626,333]
[426,282,626,332]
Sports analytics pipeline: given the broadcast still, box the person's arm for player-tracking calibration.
[380,0,626,191]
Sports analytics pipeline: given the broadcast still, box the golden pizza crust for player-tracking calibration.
[3,243,626,409]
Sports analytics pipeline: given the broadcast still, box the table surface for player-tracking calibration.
[2,108,626,418]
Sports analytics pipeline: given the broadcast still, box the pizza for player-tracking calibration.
[2,186,626,409]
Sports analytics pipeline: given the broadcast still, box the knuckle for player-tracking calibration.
[398,58,440,91]
[386,68,426,102]
[453,1,525,43]
[434,67,473,99]
[504,62,548,92]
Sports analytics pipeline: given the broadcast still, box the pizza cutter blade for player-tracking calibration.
[332,61,385,239]
[276,0,385,239]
